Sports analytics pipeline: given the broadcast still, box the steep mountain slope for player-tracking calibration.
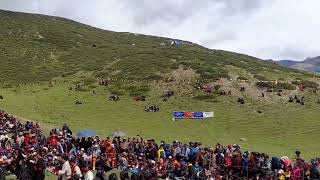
[0,9,314,85]
[277,56,320,73]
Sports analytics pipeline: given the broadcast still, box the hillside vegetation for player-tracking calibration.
[0,9,316,85]
[1,10,320,158]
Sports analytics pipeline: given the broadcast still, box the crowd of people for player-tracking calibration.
[144,105,160,112]
[0,110,319,180]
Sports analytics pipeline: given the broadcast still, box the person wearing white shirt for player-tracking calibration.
[83,167,94,180]
[0,133,8,141]
[58,156,72,180]
[70,160,82,179]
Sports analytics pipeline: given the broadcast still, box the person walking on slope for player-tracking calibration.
[261,89,265,98]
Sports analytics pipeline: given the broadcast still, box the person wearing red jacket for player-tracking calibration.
[106,143,117,167]
[225,154,233,173]
[50,135,58,147]
[24,133,31,144]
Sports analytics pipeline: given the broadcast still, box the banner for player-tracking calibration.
[193,112,204,119]
[173,111,214,120]
[184,112,193,118]
[173,112,184,119]
[203,112,214,118]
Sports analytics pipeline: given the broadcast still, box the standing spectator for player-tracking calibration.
[57,155,71,180]
[82,167,94,180]
[70,159,82,180]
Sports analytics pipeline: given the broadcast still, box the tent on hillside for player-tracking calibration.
[171,40,183,45]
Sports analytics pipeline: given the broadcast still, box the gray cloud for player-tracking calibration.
[121,0,206,25]
[0,0,319,60]
[121,0,265,27]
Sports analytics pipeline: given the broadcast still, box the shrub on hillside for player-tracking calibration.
[214,85,221,91]
[195,66,229,80]
[1,83,13,88]
[107,83,125,96]
[62,71,75,77]
[200,72,215,80]
[170,63,180,70]
[73,80,82,85]
[292,80,319,88]
[237,76,248,81]
[256,81,297,90]
[254,74,269,81]
[199,71,229,81]
[88,84,97,89]
[275,83,296,90]
[125,85,150,97]
[256,81,274,88]
[94,70,110,78]
[83,77,96,86]
[144,74,163,81]
[110,90,125,96]
[76,87,90,92]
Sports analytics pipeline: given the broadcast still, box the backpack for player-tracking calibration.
[271,157,284,170]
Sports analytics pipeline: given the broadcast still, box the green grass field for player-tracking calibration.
[0,82,319,159]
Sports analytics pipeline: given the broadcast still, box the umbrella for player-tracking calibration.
[111,130,126,137]
[77,130,97,138]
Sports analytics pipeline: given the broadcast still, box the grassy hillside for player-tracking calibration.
[0,9,316,85]
[0,9,320,158]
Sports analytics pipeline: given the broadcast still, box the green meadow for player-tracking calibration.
[0,82,319,159]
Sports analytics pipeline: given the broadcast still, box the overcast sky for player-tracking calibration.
[1,0,319,61]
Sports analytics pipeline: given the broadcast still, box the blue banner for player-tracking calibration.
[173,112,185,119]
[193,112,204,119]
